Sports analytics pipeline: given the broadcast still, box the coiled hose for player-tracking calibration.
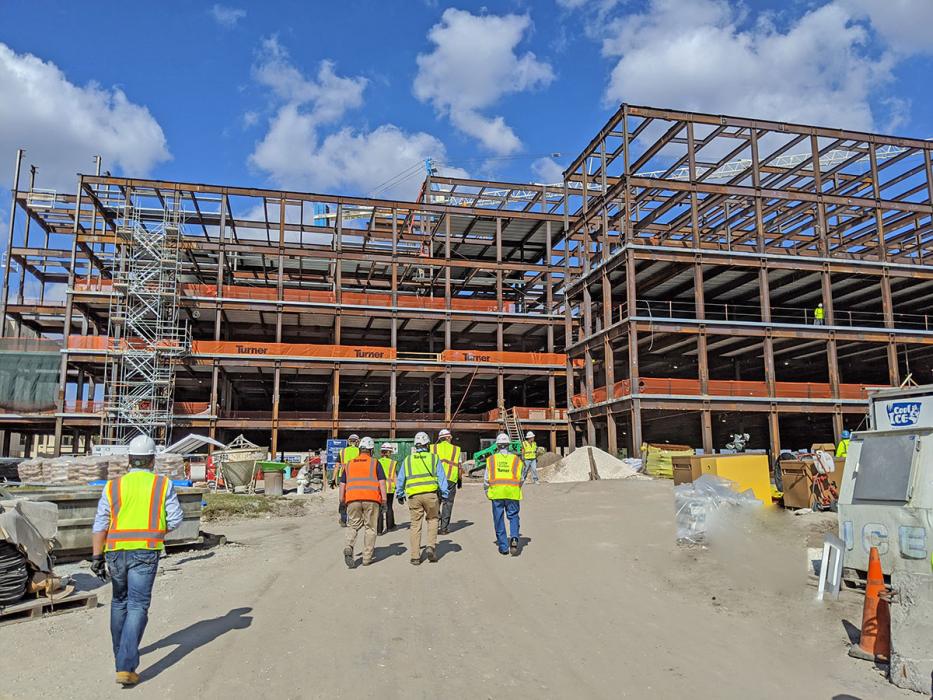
[0,541,29,606]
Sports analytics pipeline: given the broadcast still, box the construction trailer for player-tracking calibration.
[0,169,572,456]
[1,103,933,459]
[562,105,933,458]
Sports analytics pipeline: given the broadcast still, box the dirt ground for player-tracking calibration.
[0,479,913,699]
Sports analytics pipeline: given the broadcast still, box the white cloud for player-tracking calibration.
[414,9,554,154]
[531,156,565,183]
[599,0,897,131]
[0,43,169,191]
[248,38,465,199]
[840,0,933,54]
[210,4,246,28]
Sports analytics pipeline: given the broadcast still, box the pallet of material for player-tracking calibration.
[643,443,694,479]
[0,589,97,627]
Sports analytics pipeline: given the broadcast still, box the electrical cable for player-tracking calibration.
[0,540,29,606]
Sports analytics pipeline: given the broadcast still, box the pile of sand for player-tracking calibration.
[547,447,643,483]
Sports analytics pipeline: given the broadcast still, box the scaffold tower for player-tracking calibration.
[101,190,188,445]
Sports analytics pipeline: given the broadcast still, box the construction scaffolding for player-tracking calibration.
[100,190,188,445]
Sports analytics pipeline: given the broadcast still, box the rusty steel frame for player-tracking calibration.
[564,104,933,458]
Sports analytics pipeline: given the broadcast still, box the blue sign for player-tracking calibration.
[886,401,921,427]
[326,439,347,466]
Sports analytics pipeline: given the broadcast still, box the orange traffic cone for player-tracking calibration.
[849,546,890,662]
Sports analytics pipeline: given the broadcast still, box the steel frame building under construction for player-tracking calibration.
[1,103,932,458]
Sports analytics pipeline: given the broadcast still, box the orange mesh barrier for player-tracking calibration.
[192,340,396,360]
[175,402,210,415]
[63,400,106,413]
[66,336,112,350]
[486,407,568,421]
[182,284,511,312]
[74,279,113,292]
[440,349,567,365]
[572,378,893,406]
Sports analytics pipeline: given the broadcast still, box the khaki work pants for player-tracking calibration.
[408,492,439,558]
[345,501,380,564]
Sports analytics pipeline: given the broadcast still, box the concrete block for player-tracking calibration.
[889,569,933,695]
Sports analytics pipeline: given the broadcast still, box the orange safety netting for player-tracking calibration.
[182,284,511,312]
[66,336,112,350]
[192,340,397,360]
[175,401,210,415]
[571,377,890,407]
[73,279,113,292]
[440,349,567,365]
[485,407,567,421]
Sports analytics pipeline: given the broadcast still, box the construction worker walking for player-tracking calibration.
[339,437,386,568]
[836,430,852,457]
[485,433,527,557]
[431,428,462,534]
[521,431,540,484]
[90,434,184,686]
[396,431,448,565]
[377,442,398,534]
[814,302,825,325]
[333,434,361,526]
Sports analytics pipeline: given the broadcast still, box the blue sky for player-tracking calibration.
[1,0,931,201]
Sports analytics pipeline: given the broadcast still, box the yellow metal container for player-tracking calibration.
[699,454,772,503]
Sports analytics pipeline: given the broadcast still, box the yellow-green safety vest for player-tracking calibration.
[814,306,824,320]
[521,440,538,460]
[335,445,360,481]
[379,456,398,494]
[403,451,441,498]
[486,452,522,501]
[104,471,169,551]
[430,441,461,482]
[836,439,850,458]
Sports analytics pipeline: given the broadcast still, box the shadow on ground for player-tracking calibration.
[139,607,253,681]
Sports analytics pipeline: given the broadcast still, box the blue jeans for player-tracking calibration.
[106,549,160,673]
[525,458,539,483]
[491,499,520,553]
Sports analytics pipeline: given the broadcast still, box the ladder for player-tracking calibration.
[503,407,524,444]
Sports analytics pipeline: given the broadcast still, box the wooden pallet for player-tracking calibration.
[0,590,98,627]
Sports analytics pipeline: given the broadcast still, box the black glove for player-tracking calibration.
[90,554,108,581]
[397,494,406,505]
[457,477,462,489]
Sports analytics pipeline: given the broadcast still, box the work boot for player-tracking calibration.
[499,548,509,555]
[362,559,373,566]
[343,546,354,569]
[438,528,449,535]
[509,537,520,556]
[426,547,438,563]
[410,557,421,566]
[115,672,140,686]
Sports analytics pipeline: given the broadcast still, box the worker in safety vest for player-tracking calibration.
[431,428,462,535]
[485,432,527,557]
[521,431,540,484]
[396,431,448,565]
[377,442,398,534]
[814,302,824,325]
[334,434,361,526]
[90,434,184,686]
[339,437,386,568]
[836,429,851,458]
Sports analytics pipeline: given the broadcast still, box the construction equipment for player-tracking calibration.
[810,451,839,512]
[837,384,933,574]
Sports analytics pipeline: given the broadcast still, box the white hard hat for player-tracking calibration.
[525,431,535,439]
[128,434,156,457]
[438,428,452,439]
[359,436,375,450]
[380,442,393,452]
[496,433,511,445]
[414,431,430,447]
[348,434,360,442]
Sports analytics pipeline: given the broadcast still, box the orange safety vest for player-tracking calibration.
[105,471,170,551]
[344,455,382,503]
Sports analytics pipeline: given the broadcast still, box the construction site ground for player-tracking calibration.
[2,479,910,699]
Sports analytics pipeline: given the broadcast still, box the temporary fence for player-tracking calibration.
[181,284,512,313]
[440,349,567,366]
[571,377,890,407]
[0,338,60,412]
[485,407,568,421]
[191,341,397,360]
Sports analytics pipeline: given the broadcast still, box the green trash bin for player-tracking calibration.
[259,461,288,496]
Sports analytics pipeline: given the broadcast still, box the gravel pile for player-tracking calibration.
[547,447,643,483]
